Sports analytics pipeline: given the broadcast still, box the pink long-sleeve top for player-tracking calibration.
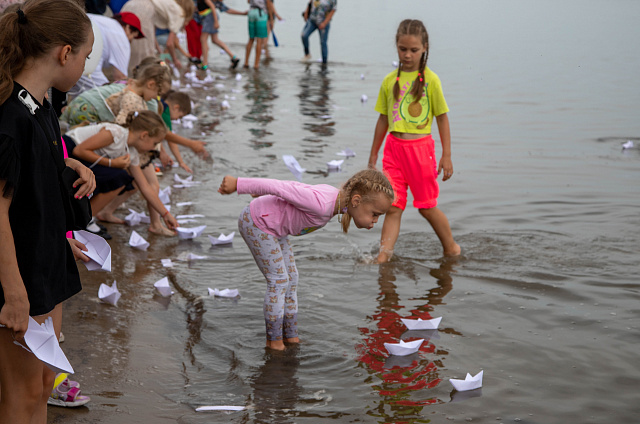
[237,177,339,238]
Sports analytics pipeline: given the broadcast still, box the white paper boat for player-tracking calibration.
[622,140,634,149]
[129,231,149,251]
[400,316,442,331]
[98,280,121,306]
[174,174,193,184]
[177,225,207,240]
[176,252,208,261]
[182,114,198,122]
[176,214,205,219]
[158,186,171,204]
[125,208,150,226]
[154,277,174,297]
[207,288,239,298]
[383,339,424,356]
[336,148,356,157]
[208,232,235,245]
[20,317,74,374]
[196,406,245,412]
[173,181,202,188]
[73,230,112,272]
[327,159,344,170]
[282,155,305,180]
[450,370,483,392]
[235,73,242,81]
[361,94,368,102]
[161,259,174,267]
[177,219,198,224]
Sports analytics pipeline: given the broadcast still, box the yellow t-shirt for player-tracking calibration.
[374,67,449,134]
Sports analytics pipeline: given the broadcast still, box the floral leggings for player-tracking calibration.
[238,206,299,341]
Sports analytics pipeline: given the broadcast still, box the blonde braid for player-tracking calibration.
[340,169,394,233]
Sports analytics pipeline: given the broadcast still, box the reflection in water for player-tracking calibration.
[355,259,461,422]
[247,347,302,423]
[243,73,278,149]
[298,64,335,144]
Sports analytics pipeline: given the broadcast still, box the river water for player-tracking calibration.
[50,0,639,423]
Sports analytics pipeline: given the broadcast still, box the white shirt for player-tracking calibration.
[71,14,130,96]
[65,123,140,167]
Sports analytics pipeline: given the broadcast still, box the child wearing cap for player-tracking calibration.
[70,12,145,98]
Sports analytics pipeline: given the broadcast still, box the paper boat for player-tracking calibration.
[174,174,193,184]
[450,370,483,392]
[622,140,634,149]
[336,148,356,157]
[282,155,305,181]
[125,208,150,226]
[177,225,207,240]
[327,159,344,170]
[177,219,198,224]
[196,406,245,412]
[161,258,174,267]
[208,232,235,245]
[176,252,208,261]
[73,230,112,272]
[21,317,74,374]
[400,316,442,331]
[207,288,239,298]
[383,339,424,356]
[129,231,149,251]
[176,214,205,219]
[154,277,174,297]
[159,187,171,204]
[98,280,121,306]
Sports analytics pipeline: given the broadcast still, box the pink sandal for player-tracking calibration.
[47,373,90,407]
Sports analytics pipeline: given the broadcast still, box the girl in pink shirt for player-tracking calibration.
[219,169,394,351]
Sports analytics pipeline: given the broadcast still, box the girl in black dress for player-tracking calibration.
[0,0,96,422]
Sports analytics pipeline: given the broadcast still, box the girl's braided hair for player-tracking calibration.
[340,169,394,233]
[393,19,429,104]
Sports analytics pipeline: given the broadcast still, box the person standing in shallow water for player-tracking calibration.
[368,19,461,261]
[301,0,336,64]
[0,0,96,422]
[219,169,394,351]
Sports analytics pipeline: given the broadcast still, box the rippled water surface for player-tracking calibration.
[51,1,639,423]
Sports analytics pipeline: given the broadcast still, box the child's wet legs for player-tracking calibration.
[419,206,460,256]
[377,206,403,263]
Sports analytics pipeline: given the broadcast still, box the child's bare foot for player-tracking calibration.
[444,243,461,256]
[266,340,285,350]
[284,337,299,344]
[149,225,176,236]
[96,212,125,225]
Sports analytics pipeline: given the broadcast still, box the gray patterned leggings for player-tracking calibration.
[238,206,299,341]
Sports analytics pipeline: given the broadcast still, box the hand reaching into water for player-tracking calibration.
[218,175,237,194]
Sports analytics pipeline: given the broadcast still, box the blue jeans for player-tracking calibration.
[301,20,330,63]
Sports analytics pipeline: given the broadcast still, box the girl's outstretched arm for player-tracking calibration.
[368,114,389,169]
[165,131,209,158]
[129,165,179,229]
[435,113,453,181]
[0,183,29,339]
[218,175,237,194]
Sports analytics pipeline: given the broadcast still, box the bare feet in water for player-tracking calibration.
[444,243,461,256]
[96,212,125,225]
[149,225,176,236]
[266,340,285,351]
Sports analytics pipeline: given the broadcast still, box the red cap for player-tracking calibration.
[116,12,145,39]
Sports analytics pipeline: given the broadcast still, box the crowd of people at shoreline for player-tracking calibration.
[0,0,462,421]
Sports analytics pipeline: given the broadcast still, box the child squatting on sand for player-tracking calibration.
[219,169,394,350]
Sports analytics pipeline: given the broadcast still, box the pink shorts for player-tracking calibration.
[382,133,439,210]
